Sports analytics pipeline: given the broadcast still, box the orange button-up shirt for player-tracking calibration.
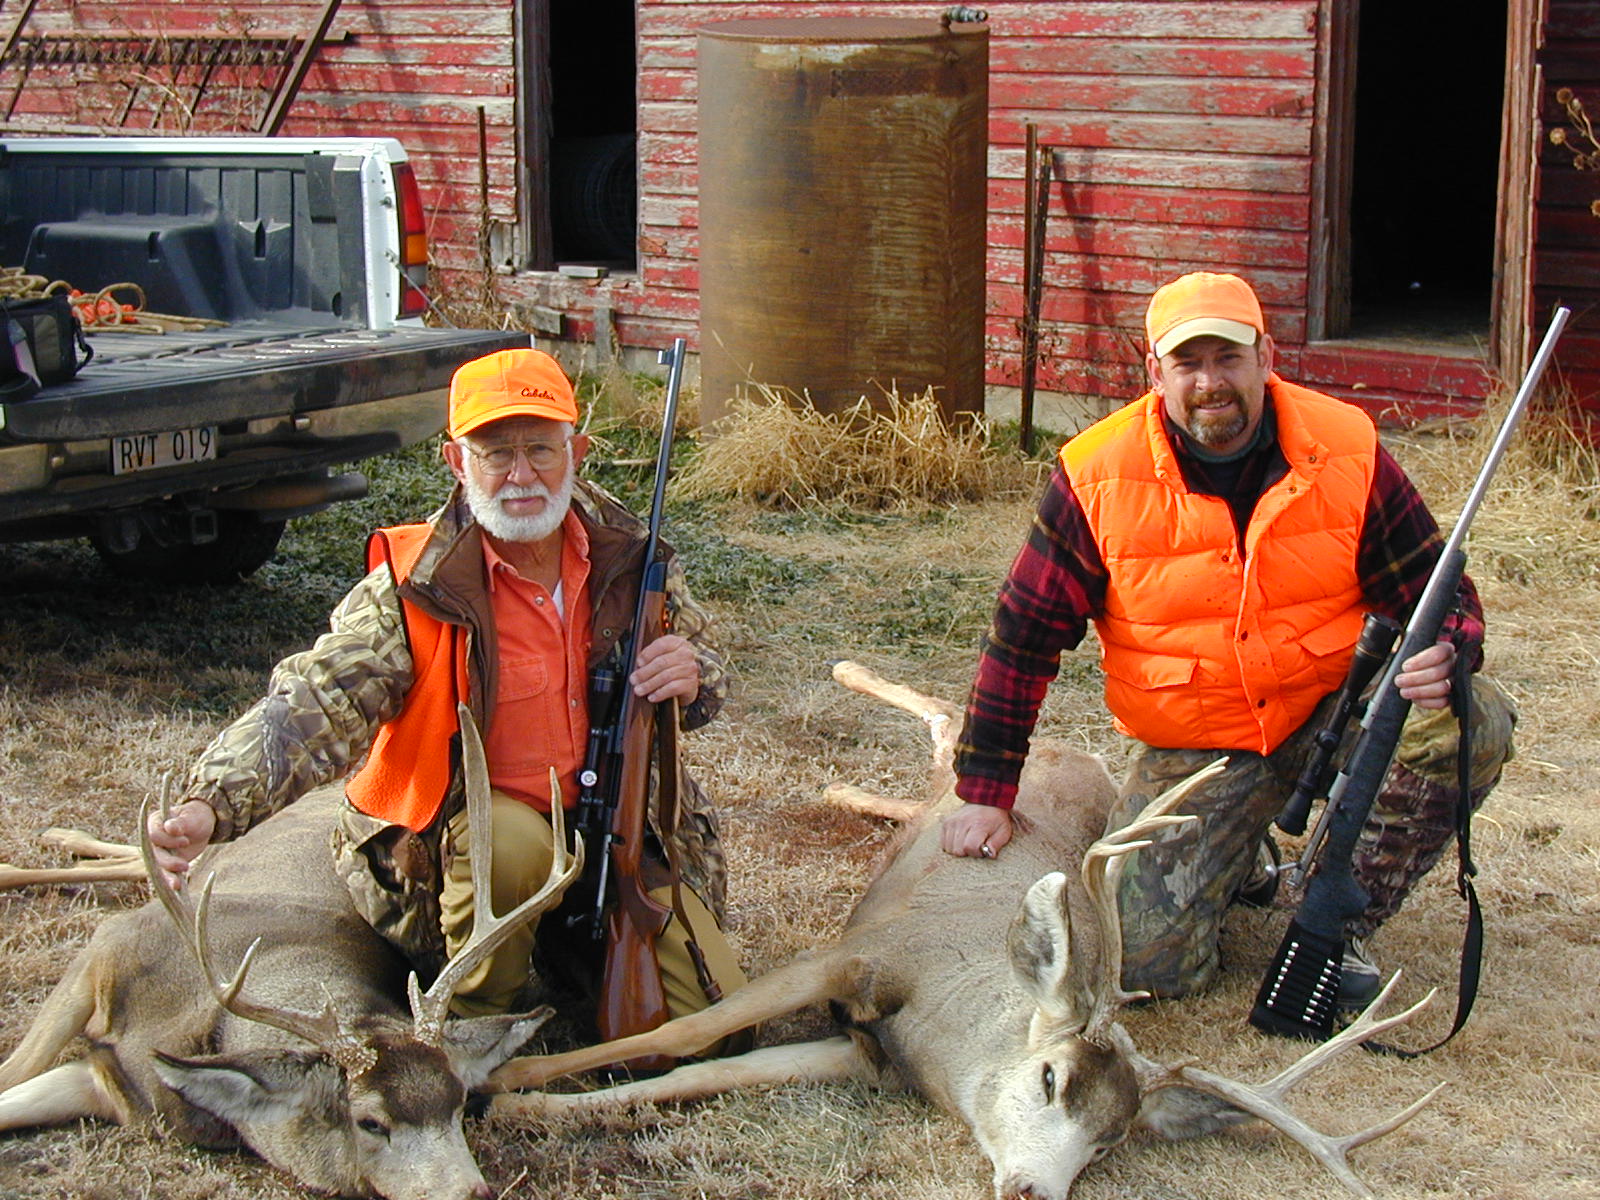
[481,511,593,811]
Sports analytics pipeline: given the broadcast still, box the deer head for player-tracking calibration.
[966,762,1212,1200]
[141,704,583,1200]
[968,755,1439,1200]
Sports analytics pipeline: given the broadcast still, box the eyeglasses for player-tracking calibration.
[461,438,569,476]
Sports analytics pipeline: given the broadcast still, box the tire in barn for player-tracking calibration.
[550,134,637,263]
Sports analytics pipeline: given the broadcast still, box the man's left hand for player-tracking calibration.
[631,634,701,703]
[1395,640,1455,710]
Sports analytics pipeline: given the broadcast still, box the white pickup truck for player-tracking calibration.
[0,136,526,582]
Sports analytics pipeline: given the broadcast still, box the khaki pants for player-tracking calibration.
[1108,675,1517,999]
[440,791,746,1022]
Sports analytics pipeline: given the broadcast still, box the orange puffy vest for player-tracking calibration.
[344,523,469,832]
[1060,377,1377,754]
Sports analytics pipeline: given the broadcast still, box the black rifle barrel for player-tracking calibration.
[1275,612,1399,838]
[1250,306,1569,1040]
[1297,304,1570,926]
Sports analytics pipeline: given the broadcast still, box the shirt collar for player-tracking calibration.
[481,507,591,590]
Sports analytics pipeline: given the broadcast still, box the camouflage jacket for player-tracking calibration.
[183,477,730,976]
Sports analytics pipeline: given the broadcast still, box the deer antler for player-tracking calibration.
[0,816,144,892]
[138,777,378,1076]
[407,703,584,1045]
[1079,758,1225,1041]
[831,660,962,788]
[1141,973,1443,1197]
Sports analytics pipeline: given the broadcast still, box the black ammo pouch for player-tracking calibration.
[0,294,92,399]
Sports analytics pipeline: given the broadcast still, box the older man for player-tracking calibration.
[149,348,744,1025]
[942,272,1515,1005]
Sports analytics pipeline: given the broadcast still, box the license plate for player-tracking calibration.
[110,426,218,476]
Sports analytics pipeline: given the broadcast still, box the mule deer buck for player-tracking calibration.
[489,662,1440,1200]
[0,705,581,1200]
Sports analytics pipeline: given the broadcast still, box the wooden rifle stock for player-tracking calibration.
[594,587,676,1070]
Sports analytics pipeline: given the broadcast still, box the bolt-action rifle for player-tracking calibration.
[1250,307,1570,1043]
[571,337,687,1067]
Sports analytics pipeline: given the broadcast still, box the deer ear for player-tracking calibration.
[1007,872,1090,1036]
[439,1007,553,1088]
[152,1048,338,1125]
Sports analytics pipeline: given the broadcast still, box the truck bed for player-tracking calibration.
[0,136,527,579]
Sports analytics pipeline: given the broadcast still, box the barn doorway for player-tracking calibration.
[1343,2,1508,348]
[1314,0,1512,352]
[518,0,638,271]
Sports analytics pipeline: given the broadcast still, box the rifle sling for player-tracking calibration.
[655,697,725,1005]
[1364,623,1482,1058]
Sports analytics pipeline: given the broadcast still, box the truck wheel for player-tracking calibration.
[91,514,287,585]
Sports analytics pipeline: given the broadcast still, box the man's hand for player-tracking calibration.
[940,802,1014,859]
[1395,640,1456,710]
[630,634,701,704]
[145,799,217,888]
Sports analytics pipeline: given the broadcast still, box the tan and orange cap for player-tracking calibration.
[1145,272,1266,358]
[447,348,578,439]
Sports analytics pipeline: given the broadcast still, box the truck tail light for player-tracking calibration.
[393,162,429,317]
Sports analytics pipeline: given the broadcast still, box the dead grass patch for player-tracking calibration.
[678,385,1043,509]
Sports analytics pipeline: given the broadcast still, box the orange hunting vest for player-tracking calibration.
[344,523,469,832]
[1060,378,1377,754]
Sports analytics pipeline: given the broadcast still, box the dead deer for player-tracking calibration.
[0,704,581,1200]
[488,662,1440,1200]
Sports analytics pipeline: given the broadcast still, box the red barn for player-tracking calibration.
[3,1,1596,426]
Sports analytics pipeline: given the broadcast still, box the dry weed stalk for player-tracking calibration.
[678,384,1032,509]
[1549,87,1600,218]
[583,360,698,436]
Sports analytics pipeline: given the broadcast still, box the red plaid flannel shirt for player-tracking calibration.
[953,412,1485,809]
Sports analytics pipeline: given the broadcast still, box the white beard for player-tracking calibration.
[462,462,576,543]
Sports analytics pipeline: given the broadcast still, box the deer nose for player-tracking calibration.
[471,1185,493,1200]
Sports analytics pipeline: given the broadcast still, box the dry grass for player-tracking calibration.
[678,384,1042,509]
[0,387,1597,1199]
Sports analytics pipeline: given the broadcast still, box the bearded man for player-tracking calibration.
[940,272,1516,1008]
[149,348,744,1026]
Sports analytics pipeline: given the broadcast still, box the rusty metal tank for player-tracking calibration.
[696,16,989,426]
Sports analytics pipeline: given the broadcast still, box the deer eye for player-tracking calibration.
[1041,1064,1056,1103]
[356,1116,391,1140]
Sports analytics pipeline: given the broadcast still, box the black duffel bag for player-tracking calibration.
[1,293,93,400]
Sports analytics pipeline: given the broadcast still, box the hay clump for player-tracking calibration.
[678,384,1037,509]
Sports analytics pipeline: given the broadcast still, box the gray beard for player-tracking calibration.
[462,467,575,543]
[1184,391,1248,448]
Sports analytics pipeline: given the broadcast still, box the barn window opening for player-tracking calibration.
[1343,2,1508,349]
[526,0,638,271]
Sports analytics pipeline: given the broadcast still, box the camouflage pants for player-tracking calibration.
[1109,675,1518,998]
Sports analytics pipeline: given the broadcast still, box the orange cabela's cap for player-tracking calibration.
[1145,272,1266,358]
[447,348,578,438]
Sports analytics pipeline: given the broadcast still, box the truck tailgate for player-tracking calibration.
[0,322,528,441]
[0,322,528,527]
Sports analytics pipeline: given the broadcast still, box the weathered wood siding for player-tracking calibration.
[985,2,1318,405]
[537,0,1327,405]
[1536,0,1600,409]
